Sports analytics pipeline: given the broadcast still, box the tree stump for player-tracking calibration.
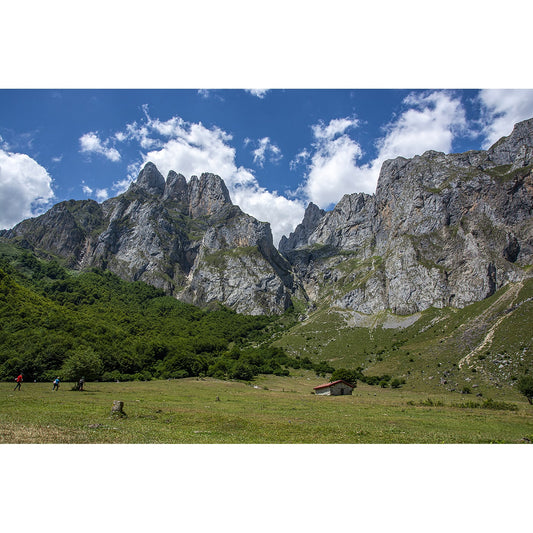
[111,400,126,417]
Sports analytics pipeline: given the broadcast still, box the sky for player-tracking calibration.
[2,88,533,245]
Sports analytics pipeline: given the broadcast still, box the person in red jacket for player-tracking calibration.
[14,373,23,391]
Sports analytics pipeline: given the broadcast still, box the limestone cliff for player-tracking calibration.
[4,119,533,318]
[280,118,533,315]
[3,162,300,315]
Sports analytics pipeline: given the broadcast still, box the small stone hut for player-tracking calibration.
[313,379,354,396]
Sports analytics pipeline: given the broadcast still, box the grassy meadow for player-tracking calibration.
[1,373,532,444]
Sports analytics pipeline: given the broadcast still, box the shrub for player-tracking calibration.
[420,398,444,407]
[101,370,122,382]
[457,399,518,411]
[517,375,533,404]
[330,368,361,386]
[390,378,405,389]
[314,360,335,376]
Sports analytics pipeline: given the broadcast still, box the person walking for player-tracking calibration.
[52,377,60,391]
[14,373,23,391]
[78,376,85,391]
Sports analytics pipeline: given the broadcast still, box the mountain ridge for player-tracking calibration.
[281,117,533,315]
[2,164,301,315]
[2,118,533,317]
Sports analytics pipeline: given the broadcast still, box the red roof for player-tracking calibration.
[313,379,354,390]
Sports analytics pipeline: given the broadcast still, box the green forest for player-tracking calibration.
[0,243,334,383]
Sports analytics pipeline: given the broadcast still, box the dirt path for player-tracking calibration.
[458,281,524,369]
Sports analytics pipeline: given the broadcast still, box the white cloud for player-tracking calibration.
[79,132,121,162]
[377,91,467,161]
[298,92,468,208]
[479,89,533,148]
[232,185,305,247]
[298,116,367,206]
[96,188,109,202]
[0,149,54,229]
[311,117,359,141]
[51,155,63,163]
[81,181,109,203]
[305,133,367,206]
[289,149,310,171]
[196,90,224,102]
[245,89,269,99]
[251,137,282,167]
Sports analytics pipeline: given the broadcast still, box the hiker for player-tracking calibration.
[78,376,85,391]
[52,377,60,391]
[13,373,23,391]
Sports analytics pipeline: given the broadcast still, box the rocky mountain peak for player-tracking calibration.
[279,202,326,253]
[487,117,533,165]
[129,162,165,196]
[163,170,188,203]
[281,117,533,316]
[188,172,232,218]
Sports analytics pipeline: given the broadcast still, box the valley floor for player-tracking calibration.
[1,375,532,444]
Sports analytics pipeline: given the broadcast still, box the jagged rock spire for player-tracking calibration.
[130,162,166,195]
[188,172,232,218]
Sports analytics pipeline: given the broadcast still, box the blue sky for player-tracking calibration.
[2,88,533,245]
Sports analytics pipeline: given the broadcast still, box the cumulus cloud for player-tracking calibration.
[232,185,305,246]
[479,89,533,148]
[96,188,109,202]
[377,91,467,161]
[82,184,93,195]
[250,137,282,167]
[297,92,468,208]
[312,117,359,141]
[245,89,270,99]
[0,149,54,229]
[297,116,367,206]
[304,130,367,206]
[79,132,121,162]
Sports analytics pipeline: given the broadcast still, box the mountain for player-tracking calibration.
[2,118,532,320]
[280,117,533,316]
[1,163,301,315]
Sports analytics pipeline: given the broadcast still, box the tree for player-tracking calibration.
[230,362,254,381]
[60,348,104,382]
[330,368,360,386]
[517,375,533,404]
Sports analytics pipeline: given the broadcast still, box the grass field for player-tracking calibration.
[1,373,532,443]
[273,279,533,396]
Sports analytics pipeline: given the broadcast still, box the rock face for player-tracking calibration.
[3,162,300,315]
[280,118,533,315]
[3,118,533,317]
